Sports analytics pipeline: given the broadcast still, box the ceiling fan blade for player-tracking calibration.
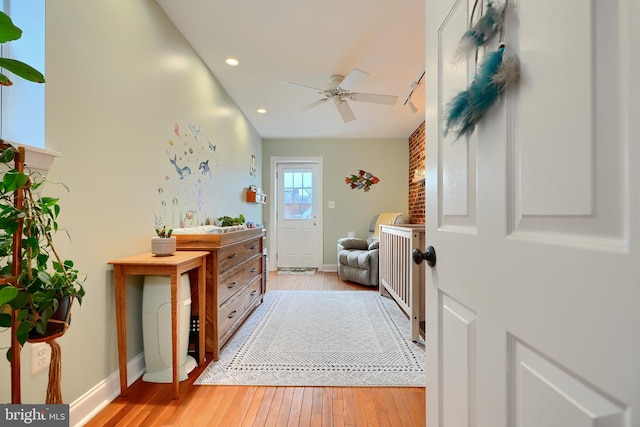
[338,68,369,90]
[349,92,398,105]
[335,99,356,122]
[281,81,325,94]
[299,98,329,112]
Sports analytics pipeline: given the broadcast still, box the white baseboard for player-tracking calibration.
[70,352,145,427]
[322,264,337,272]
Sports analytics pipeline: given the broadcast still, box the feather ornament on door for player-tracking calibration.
[453,1,504,64]
[444,45,520,139]
[443,0,520,140]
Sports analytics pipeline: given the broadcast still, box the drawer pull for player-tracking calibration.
[250,290,258,296]
[227,281,238,289]
[250,267,257,273]
[228,310,237,319]
[249,244,257,250]
[228,253,238,259]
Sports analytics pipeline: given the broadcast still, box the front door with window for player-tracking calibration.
[276,162,321,268]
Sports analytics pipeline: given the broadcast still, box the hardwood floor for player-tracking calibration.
[85,271,426,426]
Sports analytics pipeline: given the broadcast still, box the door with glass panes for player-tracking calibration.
[276,162,321,268]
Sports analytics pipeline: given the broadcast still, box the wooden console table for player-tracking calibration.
[108,251,208,399]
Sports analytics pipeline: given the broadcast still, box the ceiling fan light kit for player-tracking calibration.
[283,68,398,123]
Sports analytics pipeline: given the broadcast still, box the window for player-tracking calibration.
[282,170,313,219]
[1,0,45,148]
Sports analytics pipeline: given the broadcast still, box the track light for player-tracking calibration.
[402,66,425,113]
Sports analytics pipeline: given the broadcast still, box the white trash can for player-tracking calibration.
[142,273,196,383]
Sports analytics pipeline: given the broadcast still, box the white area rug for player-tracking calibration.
[195,290,425,386]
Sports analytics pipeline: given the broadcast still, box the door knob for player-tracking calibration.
[412,246,436,267]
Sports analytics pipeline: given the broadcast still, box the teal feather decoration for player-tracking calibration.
[453,2,504,63]
[444,46,519,140]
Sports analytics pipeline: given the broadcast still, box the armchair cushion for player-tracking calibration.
[337,237,369,250]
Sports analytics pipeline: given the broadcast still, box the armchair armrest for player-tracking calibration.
[337,237,369,250]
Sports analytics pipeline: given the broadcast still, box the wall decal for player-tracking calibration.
[345,170,380,192]
[157,121,219,228]
[249,153,257,177]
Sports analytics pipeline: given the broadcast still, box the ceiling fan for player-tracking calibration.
[282,68,398,123]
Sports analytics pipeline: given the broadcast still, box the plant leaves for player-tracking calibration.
[2,169,28,191]
[0,147,15,163]
[0,313,11,327]
[0,58,45,83]
[0,286,18,305]
[0,12,22,44]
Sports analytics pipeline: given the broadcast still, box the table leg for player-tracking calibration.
[114,266,128,396]
[171,271,179,399]
[198,261,206,366]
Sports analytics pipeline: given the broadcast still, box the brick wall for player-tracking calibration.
[408,121,425,224]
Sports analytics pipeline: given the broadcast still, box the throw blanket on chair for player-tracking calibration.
[372,212,403,239]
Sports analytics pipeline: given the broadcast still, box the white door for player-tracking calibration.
[276,162,322,268]
[424,0,639,426]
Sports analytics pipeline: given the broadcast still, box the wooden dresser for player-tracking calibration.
[175,228,264,361]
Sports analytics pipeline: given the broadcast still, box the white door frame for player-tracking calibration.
[269,156,323,271]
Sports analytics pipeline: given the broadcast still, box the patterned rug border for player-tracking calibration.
[195,290,425,387]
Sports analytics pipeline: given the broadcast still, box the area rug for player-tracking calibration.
[195,290,425,386]
[277,267,317,275]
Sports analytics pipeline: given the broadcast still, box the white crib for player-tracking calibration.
[379,224,425,342]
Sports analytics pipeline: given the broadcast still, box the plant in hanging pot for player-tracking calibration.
[152,219,175,256]
[0,144,86,346]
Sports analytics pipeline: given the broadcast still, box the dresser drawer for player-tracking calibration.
[244,238,262,259]
[217,256,261,304]
[218,276,262,341]
[217,241,245,271]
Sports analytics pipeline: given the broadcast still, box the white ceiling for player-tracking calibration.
[155,0,425,140]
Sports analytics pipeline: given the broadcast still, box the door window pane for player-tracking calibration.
[283,169,313,219]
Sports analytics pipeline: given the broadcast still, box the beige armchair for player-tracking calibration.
[337,213,411,287]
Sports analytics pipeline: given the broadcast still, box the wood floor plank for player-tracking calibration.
[84,272,426,426]
[286,387,305,427]
[240,387,267,427]
[298,387,314,426]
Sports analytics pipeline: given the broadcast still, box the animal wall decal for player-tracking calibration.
[249,153,257,177]
[158,121,220,228]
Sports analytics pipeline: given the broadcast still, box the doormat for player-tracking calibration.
[277,267,317,275]
[195,291,425,386]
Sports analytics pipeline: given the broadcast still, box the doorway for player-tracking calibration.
[269,157,323,271]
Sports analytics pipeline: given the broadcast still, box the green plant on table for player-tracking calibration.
[218,214,245,227]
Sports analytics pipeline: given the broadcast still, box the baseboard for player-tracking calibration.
[70,352,145,427]
[322,264,337,272]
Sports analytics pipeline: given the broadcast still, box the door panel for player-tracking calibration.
[276,162,321,268]
[440,0,478,233]
[425,0,639,426]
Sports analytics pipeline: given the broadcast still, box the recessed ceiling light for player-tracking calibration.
[257,108,267,114]
[225,57,239,66]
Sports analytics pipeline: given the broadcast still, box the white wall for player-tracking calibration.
[0,0,263,416]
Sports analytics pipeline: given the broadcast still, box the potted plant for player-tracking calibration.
[152,218,175,256]
[0,11,84,404]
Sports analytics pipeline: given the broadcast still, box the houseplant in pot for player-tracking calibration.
[0,11,85,404]
[152,219,175,256]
